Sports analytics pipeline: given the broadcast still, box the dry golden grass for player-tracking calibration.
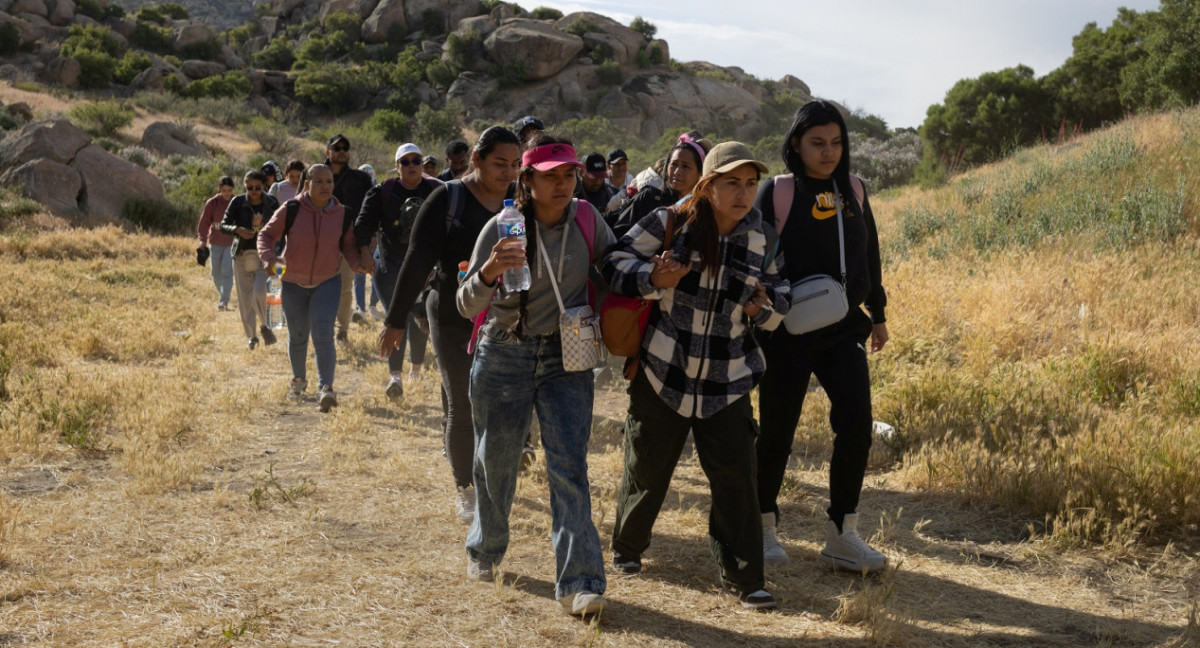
[3,109,1200,646]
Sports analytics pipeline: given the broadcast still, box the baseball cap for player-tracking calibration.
[512,116,545,132]
[327,133,350,148]
[394,142,422,160]
[607,149,627,164]
[701,141,769,177]
[423,155,438,165]
[522,142,584,172]
[583,152,608,179]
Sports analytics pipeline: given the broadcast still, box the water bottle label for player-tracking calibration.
[501,220,525,238]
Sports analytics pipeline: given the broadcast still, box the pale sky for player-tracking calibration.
[533,0,1163,130]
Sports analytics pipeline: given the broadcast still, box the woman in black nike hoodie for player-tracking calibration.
[754,100,890,574]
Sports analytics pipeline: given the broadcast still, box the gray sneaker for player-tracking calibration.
[455,485,475,521]
[467,556,493,582]
[820,513,887,573]
[317,385,338,412]
[762,512,790,566]
[385,374,404,400]
[289,377,307,398]
[559,591,607,617]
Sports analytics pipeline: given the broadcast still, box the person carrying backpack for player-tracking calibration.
[377,127,521,522]
[257,164,363,412]
[219,170,280,350]
[753,100,891,574]
[355,143,442,399]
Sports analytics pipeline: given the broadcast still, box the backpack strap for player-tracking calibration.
[573,198,597,261]
[280,198,301,242]
[444,180,465,234]
[849,174,865,215]
[771,174,794,235]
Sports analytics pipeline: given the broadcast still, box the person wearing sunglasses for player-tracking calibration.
[354,143,443,399]
[324,134,375,343]
[220,170,281,349]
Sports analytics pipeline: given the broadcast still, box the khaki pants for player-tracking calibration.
[336,258,353,335]
[233,252,267,340]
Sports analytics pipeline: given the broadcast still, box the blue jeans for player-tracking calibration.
[209,244,233,306]
[281,275,341,388]
[466,328,606,600]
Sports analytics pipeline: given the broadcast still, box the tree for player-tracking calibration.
[921,65,1052,167]
[629,16,657,40]
[1119,0,1200,110]
[1044,10,1147,129]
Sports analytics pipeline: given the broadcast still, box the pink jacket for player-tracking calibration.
[257,193,361,287]
[197,193,234,247]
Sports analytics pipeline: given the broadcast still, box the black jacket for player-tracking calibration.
[353,177,440,261]
[603,185,680,240]
[219,193,280,256]
[329,163,374,229]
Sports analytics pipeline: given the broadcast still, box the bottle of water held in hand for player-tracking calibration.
[495,199,530,291]
[266,264,285,330]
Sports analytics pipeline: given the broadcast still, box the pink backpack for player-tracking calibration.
[771,174,865,234]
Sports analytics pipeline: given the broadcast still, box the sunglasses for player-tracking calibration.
[329,145,350,153]
[246,185,264,191]
[398,157,423,167]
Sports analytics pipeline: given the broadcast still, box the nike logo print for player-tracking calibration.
[812,205,836,220]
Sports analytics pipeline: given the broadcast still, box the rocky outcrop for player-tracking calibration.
[0,120,165,222]
[11,0,47,18]
[554,12,645,66]
[180,59,225,80]
[173,23,214,51]
[141,121,206,158]
[48,55,80,89]
[483,19,583,81]
[361,0,403,44]
[47,0,74,26]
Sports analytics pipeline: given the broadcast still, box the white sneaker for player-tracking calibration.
[368,304,384,321]
[762,512,790,566]
[819,513,887,573]
[455,486,475,521]
[467,555,493,582]
[559,590,606,617]
[385,374,404,400]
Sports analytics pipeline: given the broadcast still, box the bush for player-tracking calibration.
[425,59,455,89]
[629,16,657,40]
[130,21,174,54]
[180,71,252,100]
[530,6,562,20]
[120,146,154,167]
[69,101,134,137]
[366,108,410,141]
[226,21,260,50]
[70,49,116,89]
[114,51,153,86]
[564,18,598,37]
[852,131,923,190]
[596,60,623,85]
[253,36,295,71]
[159,2,189,19]
[154,155,250,213]
[412,103,463,152]
[75,0,106,20]
[123,196,193,235]
[489,60,525,88]
[443,29,481,73]
[294,63,364,112]
[134,6,168,25]
[61,24,122,58]
[239,116,294,156]
[178,38,221,61]
[0,21,22,55]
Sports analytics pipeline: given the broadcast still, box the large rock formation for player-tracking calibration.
[141,121,206,158]
[0,120,165,222]
[360,0,403,44]
[554,12,646,67]
[483,19,583,81]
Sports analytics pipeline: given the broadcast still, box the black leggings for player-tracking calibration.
[756,332,874,526]
[426,289,475,489]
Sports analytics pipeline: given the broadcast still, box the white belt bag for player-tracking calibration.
[782,178,850,335]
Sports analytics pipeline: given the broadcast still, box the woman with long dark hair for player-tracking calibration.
[377,127,521,521]
[754,99,890,573]
[604,132,711,239]
[456,133,615,617]
[601,142,790,610]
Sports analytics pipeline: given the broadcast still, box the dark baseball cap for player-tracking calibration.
[512,116,544,132]
[327,133,350,148]
[607,149,628,164]
[583,152,608,178]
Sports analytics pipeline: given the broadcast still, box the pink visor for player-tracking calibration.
[522,143,584,171]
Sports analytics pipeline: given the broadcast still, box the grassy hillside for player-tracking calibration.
[0,107,1197,645]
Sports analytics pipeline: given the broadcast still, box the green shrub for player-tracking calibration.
[75,0,105,20]
[294,63,364,112]
[489,60,525,88]
[239,116,294,156]
[629,16,657,40]
[178,38,221,61]
[72,49,117,88]
[596,60,623,85]
[324,11,360,43]
[564,17,598,37]
[69,101,134,137]
[425,59,455,89]
[254,36,295,71]
[120,146,154,167]
[131,21,174,54]
[412,103,462,151]
[443,29,481,73]
[123,195,194,235]
[180,71,252,100]
[366,108,410,141]
[104,4,124,18]
[134,6,168,25]
[420,7,445,35]
[226,21,260,50]
[61,24,122,58]
[114,51,153,85]
[159,2,189,19]
[154,155,250,212]
[530,6,562,20]
[0,21,22,55]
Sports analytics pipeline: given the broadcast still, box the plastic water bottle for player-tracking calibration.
[495,199,530,291]
[266,264,285,330]
[457,260,469,284]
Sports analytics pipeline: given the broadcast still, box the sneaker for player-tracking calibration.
[290,377,307,397]
[386,374,404,400]
[467,556,493,582]
[820,513,888,573]
[317,385,338,412]
[559,590,606,617]
[762,512,790,566]
[247,337,258,349]
[407,364,422,382]
[351,309,367,325]
[260,325,277,346]
[729,588,777,611]
[612,554,642,576]
[217,303,228,311]
[369,304,384,321]
[455,486,475,521]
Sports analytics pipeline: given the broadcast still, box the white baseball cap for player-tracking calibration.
[394,143,422,160]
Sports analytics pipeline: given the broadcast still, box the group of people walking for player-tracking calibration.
[195,100,890,617]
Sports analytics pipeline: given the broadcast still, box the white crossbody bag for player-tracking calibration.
[537,223,607,372]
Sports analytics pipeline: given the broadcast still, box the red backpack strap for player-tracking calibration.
[771,174,794,235]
